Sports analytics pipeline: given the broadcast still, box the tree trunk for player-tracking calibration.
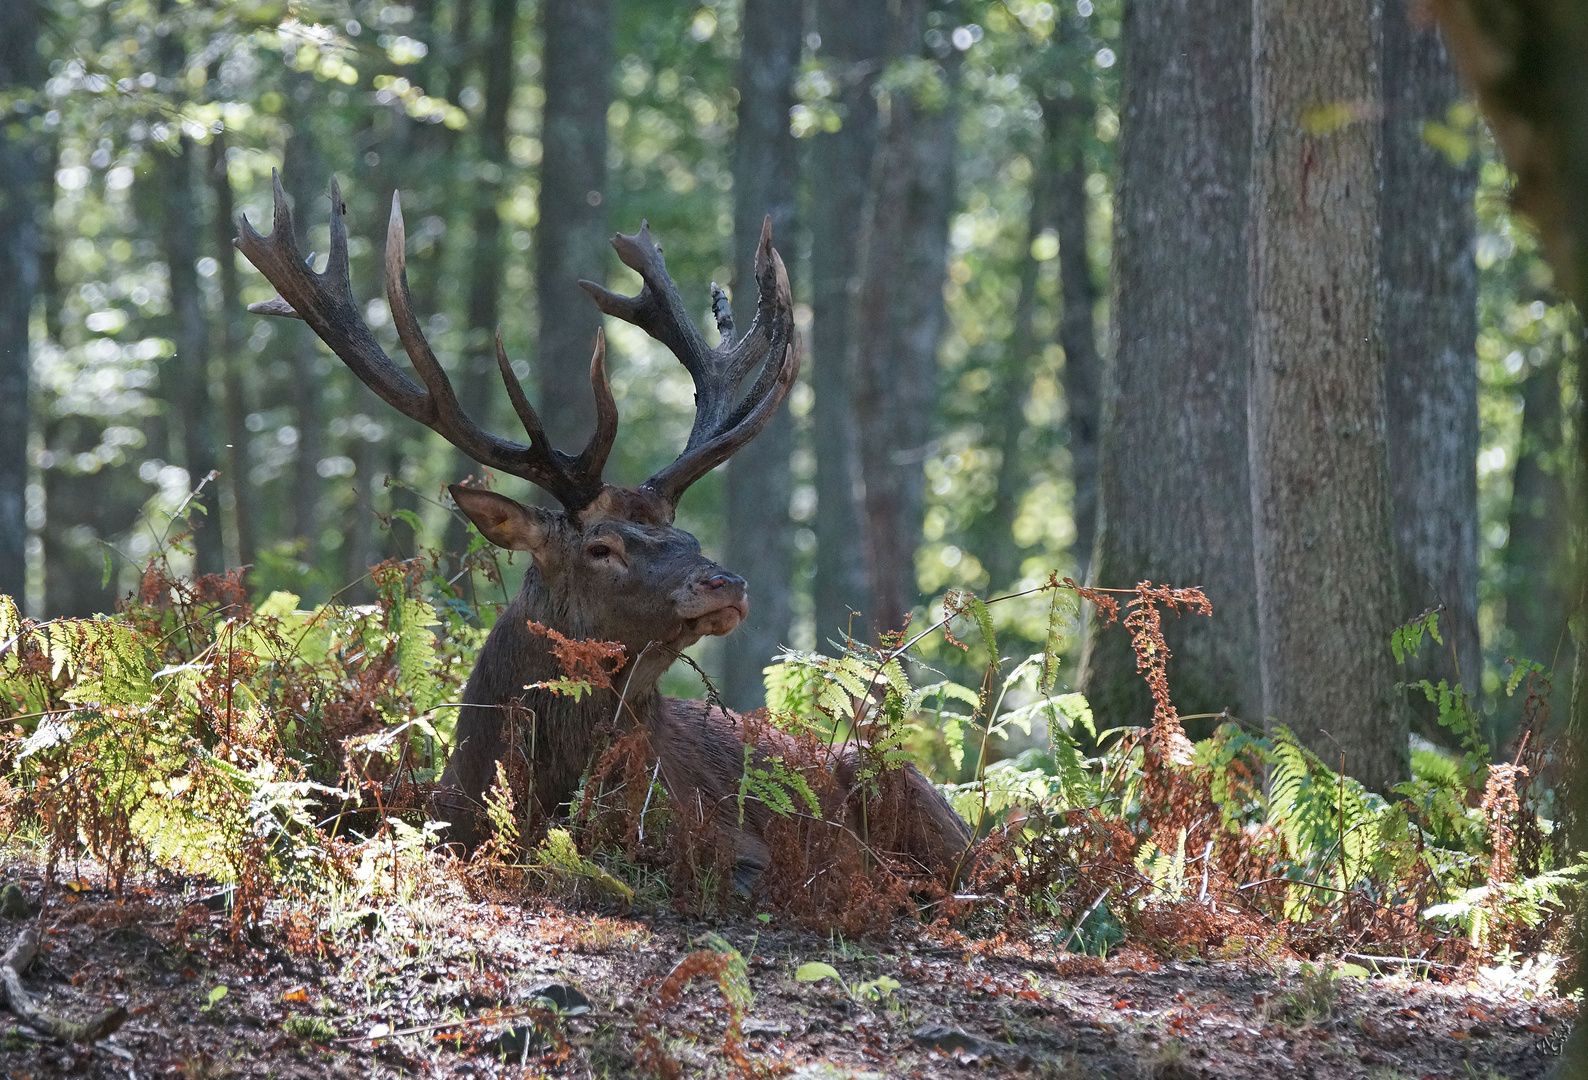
[207,133,257,574]
[978,31,1104,593]
[1249,0,1406,793]
[1079,0,1260,736]
[1381,0,1481,714]
[851,1,960,637]
[535,0,610,452]
[1501,352,1573,731]
[1423,2,1588,1058]
[459,0,516,453]
[156,136,223,576]
[281,110,325,559]
[722,0,801,709]
[154,1,222,577]
[1047,89,1103,583]
[0,0,40,602]
[975,151,1052,594]
[810,0,888,645]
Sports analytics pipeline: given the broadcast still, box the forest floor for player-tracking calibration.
[0,852,1572,1080]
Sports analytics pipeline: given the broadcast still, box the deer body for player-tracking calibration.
[235,176,970,888]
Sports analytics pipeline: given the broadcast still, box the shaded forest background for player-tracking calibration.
[0,0,1579,770]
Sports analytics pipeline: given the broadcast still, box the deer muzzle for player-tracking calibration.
[674,572,749,638]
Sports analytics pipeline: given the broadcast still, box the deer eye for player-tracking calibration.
[587,543,613,560]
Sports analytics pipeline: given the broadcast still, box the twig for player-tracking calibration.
[1342,952,1457,974]
[1,928,127,1043]
[1059,888,1111,954]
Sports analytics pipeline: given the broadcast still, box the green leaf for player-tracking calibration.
[795,961,842,985]
[1339,963,1371,979]
[967,594,998,666]
[391,508,425,536]
[855,975,900,1000]
[202,985,229,1012]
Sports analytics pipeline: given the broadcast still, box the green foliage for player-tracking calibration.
[794,961,900,1002]
[0,552,477,911]
[1390,608,1442,666]
[533,828,636,904]
[736,745,822,824]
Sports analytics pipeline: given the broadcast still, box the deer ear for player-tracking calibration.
[448,486,553,552]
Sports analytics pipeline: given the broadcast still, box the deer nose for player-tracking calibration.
[702,573,744,592]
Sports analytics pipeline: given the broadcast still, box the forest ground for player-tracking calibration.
[0,853,1570,1079]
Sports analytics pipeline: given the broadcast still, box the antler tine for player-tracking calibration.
[492,328,554,454]
[572,329,620,485]
[236,172,432,422]
[577,215,799,506]
[237,174,613,511]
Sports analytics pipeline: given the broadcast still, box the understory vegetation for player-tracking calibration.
[2,515,1578,992]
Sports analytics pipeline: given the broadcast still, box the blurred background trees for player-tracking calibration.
[0,0,1579,781]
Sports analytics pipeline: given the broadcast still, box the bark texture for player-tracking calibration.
[0,0,40,601]
[536,0,611,452]
[1249,0,1406,793]
[1080,0,1259,735]
[852,2,960,637]
[722,0,801,708]
[1381,0,1480,711]
[810,0,888,644]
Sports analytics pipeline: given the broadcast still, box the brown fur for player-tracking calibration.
[651,699,972,888]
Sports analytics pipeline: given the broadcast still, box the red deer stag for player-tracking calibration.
[235,175,970,890]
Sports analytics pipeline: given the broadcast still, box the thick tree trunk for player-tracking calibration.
[1381,0,1481,712]
[1249,0,1406,793]
[1079,0,1260,735]
[207,134,257,573]
[1047,90,1103,583]
[722,0,801,709]
[536,0,610,452]
[0,0,40,602]
[810,0,888,645]
[851,2,959,637]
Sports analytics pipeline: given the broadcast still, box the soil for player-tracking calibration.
[0,855,1570,1079]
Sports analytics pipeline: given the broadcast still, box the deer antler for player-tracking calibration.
[234,173,617,512]
[579,216,800,507]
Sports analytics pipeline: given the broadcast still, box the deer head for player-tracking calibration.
[235,173,798,658]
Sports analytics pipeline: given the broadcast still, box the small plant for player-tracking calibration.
[794,961,901,1002]
[282,1013,336,1043]
[1282,961,1365,1025]
[199,985,228,1014]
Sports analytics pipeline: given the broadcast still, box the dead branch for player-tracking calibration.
[1,928,127,1043]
